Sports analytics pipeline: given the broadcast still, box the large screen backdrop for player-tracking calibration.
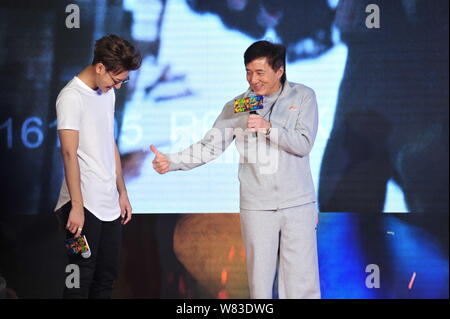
[0,0,448,214]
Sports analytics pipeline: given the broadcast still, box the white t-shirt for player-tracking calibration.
[54,76,120,221]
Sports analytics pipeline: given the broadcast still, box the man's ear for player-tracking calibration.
[94,62,104,74]
[277,66,284,79]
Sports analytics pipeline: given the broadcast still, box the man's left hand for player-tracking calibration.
[119,192,132,225]
[247,114,271,134]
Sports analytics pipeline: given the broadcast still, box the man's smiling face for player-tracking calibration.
[245,57,283,96]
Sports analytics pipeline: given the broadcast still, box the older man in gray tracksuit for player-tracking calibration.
[151,40,320,299]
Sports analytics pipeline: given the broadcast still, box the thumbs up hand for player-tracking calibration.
[150,145,170,174]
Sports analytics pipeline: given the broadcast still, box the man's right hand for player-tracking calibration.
[150,145,170,174]
[67,204,85,238]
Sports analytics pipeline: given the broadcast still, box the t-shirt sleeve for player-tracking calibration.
[56,89,82,130]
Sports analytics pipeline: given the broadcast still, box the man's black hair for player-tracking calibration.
[244,40,286,83]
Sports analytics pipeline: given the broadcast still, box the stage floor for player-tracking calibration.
[0,212,448,299]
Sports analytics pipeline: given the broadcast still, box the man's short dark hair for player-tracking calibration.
[244,40,286,83]
[92,34,142,74]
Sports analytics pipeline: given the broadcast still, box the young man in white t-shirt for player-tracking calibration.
[55,34,141,299]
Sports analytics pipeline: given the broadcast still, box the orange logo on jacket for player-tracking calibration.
[289,106,299,111]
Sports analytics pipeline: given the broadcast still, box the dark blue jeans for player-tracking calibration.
[57,202,122,299]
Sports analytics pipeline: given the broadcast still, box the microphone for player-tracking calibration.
[249,110,258,137]
[80,236,92,258]
[234,95,264,137]
[65,235,92,258]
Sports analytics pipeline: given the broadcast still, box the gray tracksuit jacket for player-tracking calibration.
[168,81,319,211]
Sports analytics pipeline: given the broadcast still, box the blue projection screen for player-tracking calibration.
[0,0,448,215]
